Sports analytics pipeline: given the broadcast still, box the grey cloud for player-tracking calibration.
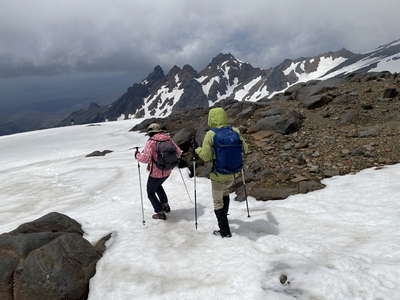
[0,0,399,78]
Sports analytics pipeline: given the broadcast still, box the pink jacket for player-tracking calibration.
[135,133,183,178]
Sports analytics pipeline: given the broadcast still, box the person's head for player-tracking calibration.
[208,107,228,128]
[146,123,163,137]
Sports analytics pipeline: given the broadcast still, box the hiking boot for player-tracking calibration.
[162,203,171,213]
[152,212,167,220]
[212,230,232,238]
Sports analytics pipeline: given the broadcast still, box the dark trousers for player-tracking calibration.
[147,176,169,213]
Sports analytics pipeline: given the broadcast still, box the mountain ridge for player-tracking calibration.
[45,38,400,126]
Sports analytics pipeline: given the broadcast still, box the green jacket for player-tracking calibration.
[195,107,248,182]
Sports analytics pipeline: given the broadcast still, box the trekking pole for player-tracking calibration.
[192,138,198,230]
[178,168,192,202]
[135,147,145,226]
[241,168,251,218]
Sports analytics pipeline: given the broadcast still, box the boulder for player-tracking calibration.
[358,127,379,138]
[249,186,297,201]
[172,128,195,151]
[302,94,333,109]
[297,180,325,193]
[339,110,357,125]
[10,212,83,235]
[237,106,255,119]
[85,150,113,157]
[383,88,398,98]
[251,109,303,135]
[0,213,109,300]
[14,233,101,300]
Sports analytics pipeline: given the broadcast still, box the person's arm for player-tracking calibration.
[195,131,214,162]
[135,140,153,164]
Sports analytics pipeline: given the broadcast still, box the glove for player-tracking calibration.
[191,137,199,149]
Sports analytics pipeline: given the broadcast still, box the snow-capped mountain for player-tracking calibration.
[60,38,400,124]
[321,38,400,79]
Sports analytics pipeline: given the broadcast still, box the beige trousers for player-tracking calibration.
[211,179,234,210]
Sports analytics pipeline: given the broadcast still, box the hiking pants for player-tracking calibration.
[211,179,233,210]
[147,176,169,213]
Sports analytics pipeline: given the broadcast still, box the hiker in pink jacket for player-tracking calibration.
[135,123,182,220]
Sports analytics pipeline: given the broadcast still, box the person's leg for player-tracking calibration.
[146,176,164,213]
[212,180,233,237]
[156,177,170,212]
[222,195,230,215]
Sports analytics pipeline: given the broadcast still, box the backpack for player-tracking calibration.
[211,126,243,174]
[153,139,179,171]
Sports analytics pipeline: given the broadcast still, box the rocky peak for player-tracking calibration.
[167,65,181,77]
[182,64,197,76]
[145,65,165,83]
[210,53,239,67]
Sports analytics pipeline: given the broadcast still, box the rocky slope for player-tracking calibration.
[60,38,400,126]
[131,71,400,201]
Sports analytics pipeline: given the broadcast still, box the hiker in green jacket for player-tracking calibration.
[195,107,248,238]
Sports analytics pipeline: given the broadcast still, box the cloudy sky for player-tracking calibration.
[2,0,400,77]
[0,0,399,109]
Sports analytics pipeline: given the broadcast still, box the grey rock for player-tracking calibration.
[237,106,254,118]
[10,212,83,236]
[253,109,303,135]
[249,186,297,201]
[294,142,309,149]
[298,180,325,193]
[361,104,373,110]
[296,153,307,165]
[302,94,333,109]
[172,128,195,147]
[351,148,365,156]
[339,110,357,125]
[323,169,340,178]
[14,233,101,300]
[283,142,294,150]
[86,150,113,157]
[311,151,320,158]
[0,213,108,300]
[383,88,398,98]
[260,169,274,176]
[358,127,379,138]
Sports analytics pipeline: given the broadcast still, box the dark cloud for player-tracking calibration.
[0,0,399,78]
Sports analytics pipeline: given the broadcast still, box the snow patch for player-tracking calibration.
[248,84,269,102]
[234,76,262,101]
[369,53,400,73]
[195,76,208,84]
[143,84,184,118]
[201,76,220,97]
[283,61,300,76]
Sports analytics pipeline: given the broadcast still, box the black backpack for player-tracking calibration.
[153,139,179,171]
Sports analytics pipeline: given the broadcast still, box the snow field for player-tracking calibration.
[1,120,400,299]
